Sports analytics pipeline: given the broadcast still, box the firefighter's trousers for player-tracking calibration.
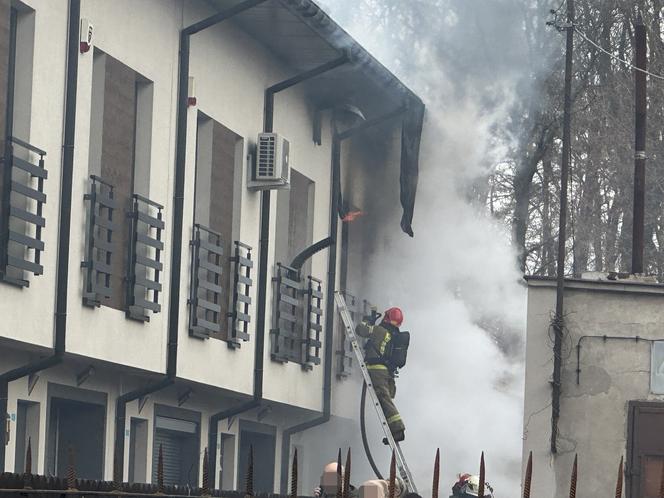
[368,365,405,434]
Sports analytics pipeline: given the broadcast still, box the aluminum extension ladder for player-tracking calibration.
[334,292,418,494]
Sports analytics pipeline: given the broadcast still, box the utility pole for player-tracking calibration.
[632,16,647,274]
[551,0,574,455]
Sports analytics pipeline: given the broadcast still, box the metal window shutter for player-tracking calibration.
[152,430,182,486]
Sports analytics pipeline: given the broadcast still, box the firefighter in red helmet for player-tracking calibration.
[356,306,410,443]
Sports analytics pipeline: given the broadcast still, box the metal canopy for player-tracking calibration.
[210,0,422,115]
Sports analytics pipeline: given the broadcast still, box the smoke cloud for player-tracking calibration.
[308,0,554,495]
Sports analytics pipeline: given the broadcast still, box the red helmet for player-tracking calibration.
[383,307,404,327]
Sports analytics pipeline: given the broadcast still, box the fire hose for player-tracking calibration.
[360,380,384,480]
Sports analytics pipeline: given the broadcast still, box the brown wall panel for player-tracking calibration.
[100,56,136,310]
[209,122,237,340]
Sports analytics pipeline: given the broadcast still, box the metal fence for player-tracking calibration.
[0,443,312,498]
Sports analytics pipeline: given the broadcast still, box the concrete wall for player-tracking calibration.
[523,277,664,498]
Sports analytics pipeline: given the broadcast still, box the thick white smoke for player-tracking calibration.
[316,0,539,495]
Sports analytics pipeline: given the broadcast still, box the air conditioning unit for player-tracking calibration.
[247,133,290,190]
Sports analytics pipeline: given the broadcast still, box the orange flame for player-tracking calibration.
[342,210,366,222]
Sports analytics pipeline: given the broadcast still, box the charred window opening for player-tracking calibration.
[86,49,155,313]
[189,115,245,342]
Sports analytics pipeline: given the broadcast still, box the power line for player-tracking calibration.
[574,26,664,81]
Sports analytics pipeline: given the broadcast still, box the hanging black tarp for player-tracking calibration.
[400,102,426,237]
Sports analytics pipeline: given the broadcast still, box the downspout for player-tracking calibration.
[112,0,269,483]
[0,0,80,470]
[208,55,348,490]
[279,106,408,493]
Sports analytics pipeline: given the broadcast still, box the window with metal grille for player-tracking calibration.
[81,175,116,306]
[188,224,224,339]
[271,263,303,363]
[191,115,244,343]
[126,194,163,322]
[271,264,325,367]
[87,49,153,312]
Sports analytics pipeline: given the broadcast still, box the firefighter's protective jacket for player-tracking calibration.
[356,321,395,366]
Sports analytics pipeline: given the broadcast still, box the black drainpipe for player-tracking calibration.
[0,0,80,471]
[279,105,408,493]
[111,0,270,482]
[207,55,348,489]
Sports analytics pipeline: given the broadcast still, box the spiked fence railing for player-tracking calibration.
[523,452,532,498]
[290,449,298,498]
[336,449,343,498]
[569,454,577,498]
[343,449,351,498]
[388,451,396,498]
[615,456,622,498]
[432,449,439,498]
[245,445,254,497]
[478,452,485,498]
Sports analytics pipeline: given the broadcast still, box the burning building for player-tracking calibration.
[0,0,424,492]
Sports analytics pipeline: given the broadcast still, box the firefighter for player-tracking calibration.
[356,307,410,443]
[450,474,494,498]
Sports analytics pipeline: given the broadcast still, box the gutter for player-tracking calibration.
[112,0,269,482]
[0,0,80,470]
[279,106,409,493]
[207,54,348,490]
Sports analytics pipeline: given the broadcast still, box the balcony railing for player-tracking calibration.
[126,193,164,321]
[303,275,323,370]
[81,175,116,307]
[270,263,324,367]
[188,224,224,339]
[336,292,373,378]
[271,263,302,363]
[0,136,47,287]
[228,240,253,349]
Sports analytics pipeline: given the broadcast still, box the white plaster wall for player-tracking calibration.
[523,278,664,498]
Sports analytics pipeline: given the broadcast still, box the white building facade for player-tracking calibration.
[0,0,424,493]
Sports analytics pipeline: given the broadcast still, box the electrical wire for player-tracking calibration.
[573,26,664,80]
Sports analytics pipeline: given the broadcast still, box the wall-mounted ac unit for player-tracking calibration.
[247,133,290,190]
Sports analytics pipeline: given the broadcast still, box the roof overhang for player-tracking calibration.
[206,0,426,235]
